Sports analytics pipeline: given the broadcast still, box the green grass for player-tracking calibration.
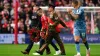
[0,44,100,56]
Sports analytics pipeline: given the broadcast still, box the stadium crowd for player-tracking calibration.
[0,0,100,34]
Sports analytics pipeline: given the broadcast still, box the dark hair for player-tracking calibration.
[37,8,42,11]
[49,4,55,10]
[72,0,78,6]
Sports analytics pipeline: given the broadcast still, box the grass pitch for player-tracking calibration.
[0,44,100,56]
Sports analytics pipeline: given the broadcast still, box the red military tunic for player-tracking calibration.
[40,14,49,39]
[48,17,60,33]
[41,14,48,30]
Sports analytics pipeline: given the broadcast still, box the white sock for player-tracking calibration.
[77,52,81,55]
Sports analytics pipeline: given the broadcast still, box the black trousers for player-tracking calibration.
[39,31,66,54]
[25,39,34,53]
[25,38,59,53]
[39,38,59,53]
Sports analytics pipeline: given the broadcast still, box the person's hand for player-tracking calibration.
[67,8,72,14]
[40,31,45,38]
[49,23,55,27]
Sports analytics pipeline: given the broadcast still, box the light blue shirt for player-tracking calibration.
[72,7,86,29]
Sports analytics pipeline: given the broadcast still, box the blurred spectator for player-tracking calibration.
[62,0,70,7]
[98,0,100,6]
[11,19,15,29]
[94,23,100,34]
[1,17,8,33]
[6,23,14,33]
[18,5,26,20]
[55,0,63,6]
[18,19,25,34]
[83,0,95,6]
[64,14,70,21]
[85,15,91,34]
[25,13,31,31]
[36,0,45,6]
[96,17,100,33]
[48,0,53,5]
[88,0,94,6]
[83,0,90,6]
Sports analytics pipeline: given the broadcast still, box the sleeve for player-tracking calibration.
[75,8,84,15]
[59,19,67,28]
[37,15,42,30]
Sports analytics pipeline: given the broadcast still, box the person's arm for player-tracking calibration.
[67,8,83,20]
[36,15,42,30]
[49,12,60,27]
[70,12,79,20]
[54,12,67,28]
[67,13,75,21]
[52,20,59,27]
[44,28,48,39]
[59,19,68,28]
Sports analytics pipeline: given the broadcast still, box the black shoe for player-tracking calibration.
[21,51,29,55]
[61,53,66,55]
[46,51,51,55]
[35,50,43,55]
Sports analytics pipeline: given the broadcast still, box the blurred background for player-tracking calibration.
[0,0,100,44]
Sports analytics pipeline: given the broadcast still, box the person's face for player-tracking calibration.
[48,7,53,12]
[27,7,31,11]
[33,6,39,11]
[37,9,43,16]
[72,2,76,7]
